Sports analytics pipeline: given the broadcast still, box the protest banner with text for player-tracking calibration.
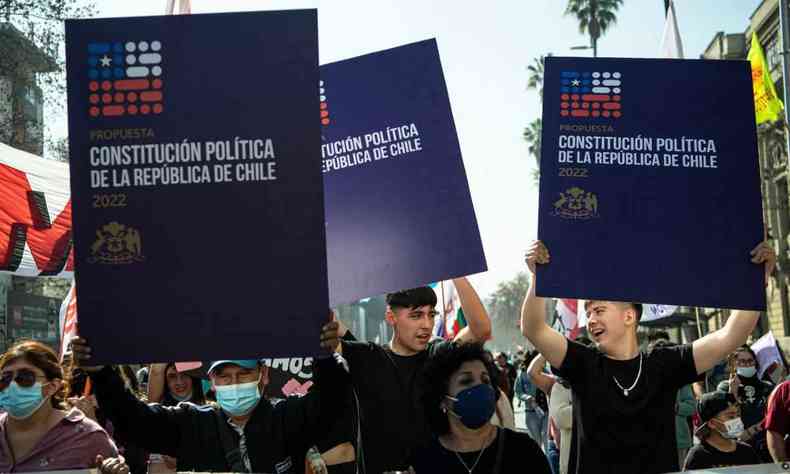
[538,57,765,310]
[65,11,326,363]
[321,39,486,306]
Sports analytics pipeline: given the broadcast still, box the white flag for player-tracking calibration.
[659,0,684,59]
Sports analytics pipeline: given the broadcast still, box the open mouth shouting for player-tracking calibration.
[589,326,605,341]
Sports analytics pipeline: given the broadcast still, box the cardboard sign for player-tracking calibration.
[538,57,765,310]
[321,39,486,305]
[65,11,326,363]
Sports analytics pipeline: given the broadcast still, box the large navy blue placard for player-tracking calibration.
[538,57,765,310]
[65,11,325,364]
[321,39,486,306]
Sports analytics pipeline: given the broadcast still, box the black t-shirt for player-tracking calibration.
[342,339,449,474]
[555,340,698,474]
[736,375,774,428]
[410,428,551,474]
[683,441,760,470]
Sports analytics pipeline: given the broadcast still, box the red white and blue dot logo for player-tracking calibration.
[560,71,622,119]
[87,40,163,118]
[320,80,330,126]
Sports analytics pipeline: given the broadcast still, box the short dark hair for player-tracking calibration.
[386,287,437,310]
[421,342,500,436]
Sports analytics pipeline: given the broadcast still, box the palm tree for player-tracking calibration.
[523,118,542,185]
[526,56,546,99]
[565,0,624,57]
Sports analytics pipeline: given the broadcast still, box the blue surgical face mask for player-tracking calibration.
[736,367,757,378]
[446,383,496,430]
[0,382,48,419]
[214,379,261,417]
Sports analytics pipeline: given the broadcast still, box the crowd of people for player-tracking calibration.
[0,240,785,473]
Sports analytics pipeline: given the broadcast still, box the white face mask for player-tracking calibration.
[716,417,745,439]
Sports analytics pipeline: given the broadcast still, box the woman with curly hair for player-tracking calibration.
[0,340,118,471]
[409,342,550,473]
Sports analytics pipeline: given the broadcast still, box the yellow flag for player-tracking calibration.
[748,32,784,124]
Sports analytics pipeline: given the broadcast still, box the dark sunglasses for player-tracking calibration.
[0,369,46,391]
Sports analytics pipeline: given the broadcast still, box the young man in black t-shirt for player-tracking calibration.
[521,240,775,474]
[684,391,760,470]
[320,277,492,474]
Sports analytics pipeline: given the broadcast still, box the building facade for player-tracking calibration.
[0,21,66,351]
[702,0,790,354]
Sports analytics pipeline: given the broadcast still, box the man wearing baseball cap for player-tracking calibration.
[71,327,349,474]
[683,391,759,470]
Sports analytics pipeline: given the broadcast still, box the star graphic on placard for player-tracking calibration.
[99,55,112,67]
[571,79,581,87]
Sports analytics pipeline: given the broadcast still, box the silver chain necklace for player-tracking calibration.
[612,352,643,397]
[450,428,495,474]
[453,444,488,474]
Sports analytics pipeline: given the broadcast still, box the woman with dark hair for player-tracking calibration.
[145,363,208,472]
[409,342,550,473]
[0,340,118,471]
[147,363,206,406]
[717,344,775,462]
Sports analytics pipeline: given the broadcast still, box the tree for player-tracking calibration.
[564,0,624,57]
[0,1,97,158]
[524,54,546,187]
[523,118,542,185]
[526,55,545,99]
[486,272,530,351]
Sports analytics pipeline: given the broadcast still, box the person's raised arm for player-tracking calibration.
[283,312,352,448]
[521,240,568,369]
[692,242,775,374]
[527,353,556,396]
[146,363,166,403]
[452,276,492,344]
[71,336,181,456]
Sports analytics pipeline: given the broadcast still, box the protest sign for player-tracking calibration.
[321,39,486,306]
[752,331,785,378]
[0,143,73,277]
[65,11,325,364]
[537,57,765,310]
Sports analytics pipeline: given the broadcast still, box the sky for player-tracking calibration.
[51,0,765,298]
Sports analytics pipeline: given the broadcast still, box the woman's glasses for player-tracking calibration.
[0,369,45,391]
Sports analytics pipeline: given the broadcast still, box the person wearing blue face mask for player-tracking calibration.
[0,340,118,472]
[716,345,775,462]
[408,342,550,474]
[70,315,350,474]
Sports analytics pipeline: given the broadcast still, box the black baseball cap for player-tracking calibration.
[695,391,737,434]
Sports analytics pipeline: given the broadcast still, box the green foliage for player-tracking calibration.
[526,55,545,100]
[1,1,97,158]
[564,0,624,55]
[523,118,542,185]
[486,272,530,350]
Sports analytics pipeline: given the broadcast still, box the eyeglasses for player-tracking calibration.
[735,359,756,367]
[0,369,46,391]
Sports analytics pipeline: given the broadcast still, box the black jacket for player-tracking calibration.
[92,355,348,473]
